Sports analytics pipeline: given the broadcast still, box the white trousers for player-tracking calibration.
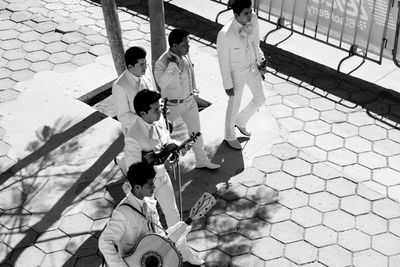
[225,71,266,141]
[167,96,209,163]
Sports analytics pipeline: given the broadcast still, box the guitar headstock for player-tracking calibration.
[189,192,216,220]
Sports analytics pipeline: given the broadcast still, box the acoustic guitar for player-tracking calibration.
[124,192,216,267]
[142,132,201,166]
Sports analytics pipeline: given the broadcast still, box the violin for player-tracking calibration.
[142,132,201,166]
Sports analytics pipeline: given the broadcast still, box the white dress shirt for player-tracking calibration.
[112,69,156,134]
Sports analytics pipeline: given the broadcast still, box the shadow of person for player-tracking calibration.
[170,139,245,214]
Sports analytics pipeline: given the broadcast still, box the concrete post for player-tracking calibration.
[100,0,126,76]
[148,0,167,71]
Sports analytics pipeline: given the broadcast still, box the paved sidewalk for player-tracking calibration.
[1,0,400,266]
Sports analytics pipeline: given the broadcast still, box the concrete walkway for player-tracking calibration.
[1,0,400,266]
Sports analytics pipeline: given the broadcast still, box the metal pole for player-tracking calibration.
[148,0,167,72]
[100,0,126,76]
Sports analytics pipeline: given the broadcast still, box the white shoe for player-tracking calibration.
[195,159,220,170]
[225,139,242,150]
[235,125,251,136]
[180,244,205,265]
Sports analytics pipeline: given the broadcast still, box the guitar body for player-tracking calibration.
[124,234,182,267]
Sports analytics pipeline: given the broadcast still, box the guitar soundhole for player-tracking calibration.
[141,251,162,267]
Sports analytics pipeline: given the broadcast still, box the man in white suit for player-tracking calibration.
[217,0,267,150]
[99,162,164,266]
[122,89,204,265]
[155,29,220,170]
[112,46,156,135]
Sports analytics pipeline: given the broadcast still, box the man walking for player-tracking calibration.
[217,0,267,150]
[154,29,220,170]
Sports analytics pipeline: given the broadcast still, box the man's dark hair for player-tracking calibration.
[127,162,156,187]
[168,28,189,47]
[134,89,161,115]
[231,0,252,15]
[125,46,146,68]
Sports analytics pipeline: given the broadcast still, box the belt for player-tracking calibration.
[167,93,193,104]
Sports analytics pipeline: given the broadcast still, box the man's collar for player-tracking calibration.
[126,69,141,83]
[169,50,182,60]
[127,191,145,205]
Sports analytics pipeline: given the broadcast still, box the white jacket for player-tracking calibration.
[216,13,264,90]
[98,193,163,267]
[112,69,156,135]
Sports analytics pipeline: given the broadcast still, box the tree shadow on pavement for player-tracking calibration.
[0,113,124,266]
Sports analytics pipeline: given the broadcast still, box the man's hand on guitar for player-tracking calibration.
[164,152,179,170]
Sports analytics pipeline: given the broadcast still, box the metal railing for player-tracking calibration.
[213,0,400,72]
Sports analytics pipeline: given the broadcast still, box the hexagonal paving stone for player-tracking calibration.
[291,206,322,227]
[36,21,57,33]
[296,174,325,193]
[48,51,73,64]
[201,248,231,266]
[8,245,46,266]
[345,136,372,153]
[373,139,400,156]
[324,210,355,231]
[216,182,247,201]
[328,148,357,166]
[288,131,315,148]
[0,207,31,230]
[44,41,68,54]
[35,229,70,253]
[278,117,304,132]
[25,50,49,62]
[186,229,218,252]
[6,58,30,71]
[59,213,93,235]
[62,32,84,44]
[270,143,298,160]
[357,184,386,201]
[89,44,110,56]
[282,158,312,176]
[331,122,358,138]
[340,195,371,216]
[258,203,291,223]
[1,39,23,50]
[305,225,337,247]
[359,151,387,169]
[41,250,74,267]
[315,133,344,151]
[0,140,12,156]
[278,188,308,209]
[230,167,265,187]
[246,185,278,206]
[30,61,54,72]
[22,40,45,52]
[66,233,92,255]
[238,217,270,239]
[2,49,25,60]
[71,53,96,66]
[68,233,99,257]
[389,155,400,172]
[373,198,400,219]
[321,109,347,123]
[372,232,400,256]
[353,249,388,267]
[265,172,295,191]
[309,191,339,212]
[304,120,331,136]
[226,198,259,220]
[252,236,284,260]
[293,107,320,122]
[206,213,238,235]
[373,168,400,186]
[343,164,371,183]
[309,97,335,111]
[326,178,356,197]
[231,253,264,267]
[0,29,19,40]
[56,22,80,33]
[82,198,114,220]
[298,146,327,163]
[39,31,62,43]
[218,232,252,256]
[270,221,304,243]
[338,229,371,252]
[390,254,400,267]
[319,245,352,267]
[359,124,387,141]
[10,69,34,82]
[0,188,26,210]
[285,240,318,265]
[267,104,293,118]
[389,185,400,203]
[252,155,282,174]
[389,218,400,237]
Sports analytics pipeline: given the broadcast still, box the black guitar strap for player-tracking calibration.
[120,203,156,233]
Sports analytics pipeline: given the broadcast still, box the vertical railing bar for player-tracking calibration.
[364,0,378,58]
[280,0,285,19]
[326,0,335,42]
[268,0,273,21]
[339,0,350,47]
[382,0,395,64]
[291,0,297,30]
[352,0,363,44]
[314,0,323,38]
[303,0,310,34]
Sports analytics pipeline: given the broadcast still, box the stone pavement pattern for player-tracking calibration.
[1,0,400,266]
